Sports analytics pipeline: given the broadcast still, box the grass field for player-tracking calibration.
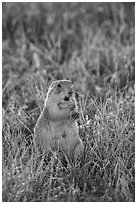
[2,2,135,202]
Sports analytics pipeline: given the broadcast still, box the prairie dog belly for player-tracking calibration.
[52,121,83,159]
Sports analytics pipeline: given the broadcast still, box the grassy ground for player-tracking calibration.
[2,2,135,202]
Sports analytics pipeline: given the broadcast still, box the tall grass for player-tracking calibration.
[2,2,135,201]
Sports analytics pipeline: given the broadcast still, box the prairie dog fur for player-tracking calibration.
[34,80,84,161]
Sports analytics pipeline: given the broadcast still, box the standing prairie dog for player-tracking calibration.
[34,80,84,161]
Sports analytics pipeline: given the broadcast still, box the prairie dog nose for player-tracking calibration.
[64,96,70,101]
[64,91,73,101]
[68,91,73,96]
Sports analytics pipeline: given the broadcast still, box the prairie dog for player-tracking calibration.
[34,80,84,161]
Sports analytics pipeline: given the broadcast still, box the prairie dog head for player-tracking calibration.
[45,80,77,121]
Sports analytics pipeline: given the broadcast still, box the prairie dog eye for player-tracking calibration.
[57,83,62,88]
[55,83,62,94]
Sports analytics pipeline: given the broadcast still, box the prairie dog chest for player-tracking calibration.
[51,120,77,140]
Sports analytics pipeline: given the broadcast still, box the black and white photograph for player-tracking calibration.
[2,2,135,202]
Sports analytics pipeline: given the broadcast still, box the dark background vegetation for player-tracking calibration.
[2,2,135,202]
